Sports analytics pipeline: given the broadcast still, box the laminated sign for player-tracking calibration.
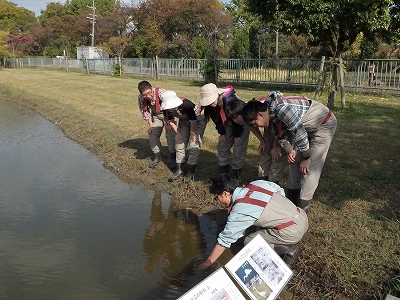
[178,234,293,300]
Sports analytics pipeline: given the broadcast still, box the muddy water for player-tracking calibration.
[0,99,223,300]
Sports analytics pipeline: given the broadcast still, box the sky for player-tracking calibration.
[10,0,59,17]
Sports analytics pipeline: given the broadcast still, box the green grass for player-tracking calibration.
[0,68,399,299]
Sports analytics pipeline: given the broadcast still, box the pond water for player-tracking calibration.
[0,99,223,300]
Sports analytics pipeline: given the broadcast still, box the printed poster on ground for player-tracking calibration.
[177,267,246,300]
[225,234,293,300]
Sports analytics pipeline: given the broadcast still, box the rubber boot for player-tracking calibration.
[168,163,183,182]
[231,168,242,183]
[285,188,301,206]
[274,244,302,268]
[148,152,161,168]
[298,199,312,213]
[219,165,230,175]
[169,152,177,170]
[183,164,196,183]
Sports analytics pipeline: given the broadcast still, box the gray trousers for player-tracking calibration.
[244,192,308,247]
[175,115,206,165]
[217,120,250,170]
[258,128,290,182]
[287,102,337,201]
[149,113,176,154]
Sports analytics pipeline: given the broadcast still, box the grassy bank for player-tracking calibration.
[0,68,399,299]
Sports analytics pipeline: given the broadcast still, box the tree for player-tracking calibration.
[99,36,130,76]
[246,0,392,58]
[95,5,137,45]
[64,0,117,15]
[0,30,13,58]
[38,2,67,27]
[0,0,38,33]
[6,33,39,56]
[134,0,233,58]
[246,0,393,107]
[225,0,259,58]
[136,15,165,59]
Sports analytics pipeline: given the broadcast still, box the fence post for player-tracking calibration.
[339,58,345,108]
[235,59,240,82]
[154,56,159,79]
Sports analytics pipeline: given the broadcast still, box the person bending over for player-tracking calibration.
[197,174,308,270]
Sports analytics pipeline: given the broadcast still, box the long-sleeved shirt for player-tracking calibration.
[164,98,200,123]
[217,180,285,248]
[270,96,311,155]
[137,87,166,122]
[208,86,244,136]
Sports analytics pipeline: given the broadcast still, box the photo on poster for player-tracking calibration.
[251,247,284,287]
[235,260,273,299]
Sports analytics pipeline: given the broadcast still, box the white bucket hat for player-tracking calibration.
[199,83,219,106]
[160,90,183,110]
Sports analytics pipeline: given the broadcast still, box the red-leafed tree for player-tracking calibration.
[6,33,39,56]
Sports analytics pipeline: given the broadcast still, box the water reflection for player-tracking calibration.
[142,189,231,299]
[0,99,224,300]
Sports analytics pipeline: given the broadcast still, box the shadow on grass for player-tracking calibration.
[118,137,262,186]
[118,137,150,159]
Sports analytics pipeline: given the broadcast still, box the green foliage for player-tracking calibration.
[360,37,382,59]
[191,37,212,59]
[131,36,145,58]
[231,28,250,58]
[0,0,38,33]
[64,0,116,14]
[199,56,220,83]
[246,0,392,58]
[0,30,12,58]
[38,2,67,26]
[1,0,398,61]
[111,63,121,76]
[99,36,129,58]
[137,16,164,58]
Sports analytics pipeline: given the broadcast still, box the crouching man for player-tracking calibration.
[197,174,308,270]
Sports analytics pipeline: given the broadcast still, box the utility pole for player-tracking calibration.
[87,0,96,46]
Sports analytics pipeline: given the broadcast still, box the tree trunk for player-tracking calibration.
[314,56,325,101]
[328,58,339,108]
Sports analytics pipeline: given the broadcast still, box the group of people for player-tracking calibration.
[137,80,337,269]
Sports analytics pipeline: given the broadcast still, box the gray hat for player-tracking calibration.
[160,90,183,110]
[199,83,219,106]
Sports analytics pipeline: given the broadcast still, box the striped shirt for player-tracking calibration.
[137,87,166,122]
[270,96,311,153]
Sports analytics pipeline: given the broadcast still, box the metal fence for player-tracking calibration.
[4,57,400,93]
